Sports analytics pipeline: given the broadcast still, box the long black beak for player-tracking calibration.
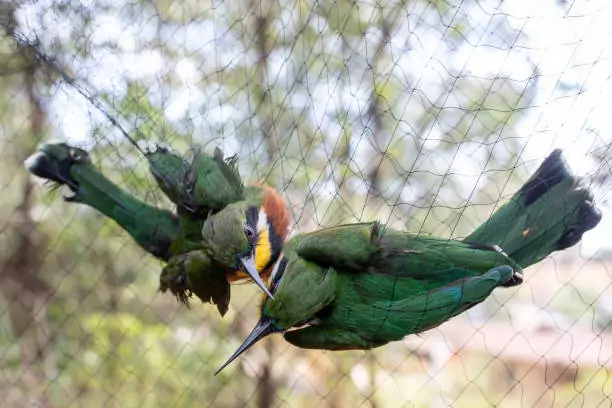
[240,255,275,299]
[214,317,275,375]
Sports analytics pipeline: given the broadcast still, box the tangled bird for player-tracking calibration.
[25,144,601,375]
[25,142,290,316]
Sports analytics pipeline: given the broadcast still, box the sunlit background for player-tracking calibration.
[2,0,612,407]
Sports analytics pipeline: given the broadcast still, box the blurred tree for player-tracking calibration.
[0,3,54,406]
[0,0,568,407]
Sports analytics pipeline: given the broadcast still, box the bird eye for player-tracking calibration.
[244,224,255,240]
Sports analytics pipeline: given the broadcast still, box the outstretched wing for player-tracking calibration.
[294,221,522,285]
[285,265,516,350]
[26,143,180,261]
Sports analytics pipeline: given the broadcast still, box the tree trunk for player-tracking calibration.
[250,2,278,406]
[1,48,53,407]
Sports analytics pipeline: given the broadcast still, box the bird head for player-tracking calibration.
[24,142,91,200]
[201,185,290,298]
[215,254,336,374]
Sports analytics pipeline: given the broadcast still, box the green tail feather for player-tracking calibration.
[147,145,190,205]
[26,143,180,261]
[466,149,601,268]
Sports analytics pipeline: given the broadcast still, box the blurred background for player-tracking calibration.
[1,0,612,406]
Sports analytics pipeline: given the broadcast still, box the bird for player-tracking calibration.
[215,149,602,374]
[25,142,291,314]
[134,143,289,299]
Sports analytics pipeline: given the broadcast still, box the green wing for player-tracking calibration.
[289,223,523,348]
[295,221,522,284]
[182,147,244,215]
[286,265,515,350]
[146,145,190,205]
[26,143,180,261]
[294,222,384,269]
[147,145,245,215]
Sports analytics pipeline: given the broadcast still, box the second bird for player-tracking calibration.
[215,149,602,373]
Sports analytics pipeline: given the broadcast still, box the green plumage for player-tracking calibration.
[26,142,280,315]
[267,223,522,349]
[146,145,244,241]
[25,143,180,261]
[279,151,600,350]
[466,149,600,266]
[147,145,190,206]
[147,145,244,216]
[216,149,601,372]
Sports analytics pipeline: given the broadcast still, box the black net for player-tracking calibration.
[1,0,611,407]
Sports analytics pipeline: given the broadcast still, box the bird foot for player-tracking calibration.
[159,257,194,307]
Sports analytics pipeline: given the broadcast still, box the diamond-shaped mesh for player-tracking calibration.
[1,0,611,407]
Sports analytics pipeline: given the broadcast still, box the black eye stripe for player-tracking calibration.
[245,206,259,227]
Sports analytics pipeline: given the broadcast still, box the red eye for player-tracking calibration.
[244,225,255,240]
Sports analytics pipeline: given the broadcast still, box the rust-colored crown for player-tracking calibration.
[260,184,290,241]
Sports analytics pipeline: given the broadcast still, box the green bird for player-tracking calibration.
[25,142,290,312]
[146,145,244,239]
[215,149,602,373]
[25,142,181,261]
[160,183,291,305]
[143,143,291,300]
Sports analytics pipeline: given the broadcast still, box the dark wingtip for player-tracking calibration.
[519,150,571,206]
[215,293,230,317]
[25,143,89,191]
[25,151,62,183]
[555,198,602,251]
[213,146,224,160]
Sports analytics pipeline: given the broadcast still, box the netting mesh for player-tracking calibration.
[1,0,612,406]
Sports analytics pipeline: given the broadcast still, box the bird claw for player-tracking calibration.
[159,259,193,307]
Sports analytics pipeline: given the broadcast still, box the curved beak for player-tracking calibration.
[240,255,275,300]
[214,317,274,375]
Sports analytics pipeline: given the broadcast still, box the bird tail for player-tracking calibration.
[465,149,601,269]
[25,143,180,260]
